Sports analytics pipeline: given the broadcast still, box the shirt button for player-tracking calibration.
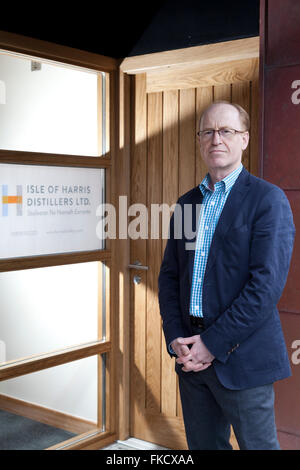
[211,201,215,206]
[201,251,205,256]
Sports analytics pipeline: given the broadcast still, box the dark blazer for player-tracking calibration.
[158,167,295,390]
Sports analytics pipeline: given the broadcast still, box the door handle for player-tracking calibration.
[128,260,149,271]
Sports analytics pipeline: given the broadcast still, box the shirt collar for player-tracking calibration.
[199,164,243,195]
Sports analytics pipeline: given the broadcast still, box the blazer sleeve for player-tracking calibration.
[200,186,296,364]
[158,210,186,355]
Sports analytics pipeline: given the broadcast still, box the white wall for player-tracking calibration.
[0,53,102,424]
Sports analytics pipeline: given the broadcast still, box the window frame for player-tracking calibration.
[0,30,118,450]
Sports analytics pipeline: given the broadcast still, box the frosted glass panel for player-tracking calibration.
[0,163,104,258]
[0,356,99,450]
[0,52,100,156]
[0,262,101,364]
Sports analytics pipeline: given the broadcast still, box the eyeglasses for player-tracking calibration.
[197,128,248,140]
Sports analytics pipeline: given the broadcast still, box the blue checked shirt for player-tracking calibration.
[190,164,243,318]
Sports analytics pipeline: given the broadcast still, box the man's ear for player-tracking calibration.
[241,131,250,151]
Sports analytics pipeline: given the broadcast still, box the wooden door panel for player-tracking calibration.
[179,88,196,195]
[130,73,147,439]
[146,92,163,414]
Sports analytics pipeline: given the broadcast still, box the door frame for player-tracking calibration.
[118,36,260,444]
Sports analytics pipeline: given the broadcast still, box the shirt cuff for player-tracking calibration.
[168,342,177,356]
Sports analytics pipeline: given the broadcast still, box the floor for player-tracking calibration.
[0,409,168,451]
[0,409,75,450]
[101,437,169,450]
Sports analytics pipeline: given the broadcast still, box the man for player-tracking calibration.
[158,101,295,450]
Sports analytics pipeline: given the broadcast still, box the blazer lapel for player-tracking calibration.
[204,167,251,277]
[185,187,203,283]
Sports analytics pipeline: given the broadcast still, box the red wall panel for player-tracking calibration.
[261,0,300,449]
[266,0,300,67]
[275,313,300,442]
[263,67,300,189]
[278,191,300,314]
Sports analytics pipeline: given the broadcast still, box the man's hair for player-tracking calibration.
[199,100,250,131]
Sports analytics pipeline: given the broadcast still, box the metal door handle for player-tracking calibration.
[128,261,148,271]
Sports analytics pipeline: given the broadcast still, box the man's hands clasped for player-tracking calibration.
[171,335,215,372]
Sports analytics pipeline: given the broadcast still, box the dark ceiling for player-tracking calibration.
[0,0,259,59]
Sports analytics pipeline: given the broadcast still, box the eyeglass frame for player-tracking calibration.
[197,127,248,139]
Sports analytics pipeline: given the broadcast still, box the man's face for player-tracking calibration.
[198,104,249,173]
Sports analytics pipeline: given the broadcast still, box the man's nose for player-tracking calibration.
[212,130,222,144]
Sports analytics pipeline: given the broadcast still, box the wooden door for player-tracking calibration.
[129,48,260,449]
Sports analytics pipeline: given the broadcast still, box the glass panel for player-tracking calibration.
[0,355,102,450]
[0,163,105,258]
[0,262,104,365]
[0,51,104,156]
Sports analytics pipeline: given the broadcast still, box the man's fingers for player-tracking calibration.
[179,345,191,356]
[190,362,212,372]
[178,335,200,345]
[181,361,212,372]
[176,354,192,365]
[171,339,191,357]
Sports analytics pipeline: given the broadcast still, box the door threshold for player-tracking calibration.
[100,437,169,450]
